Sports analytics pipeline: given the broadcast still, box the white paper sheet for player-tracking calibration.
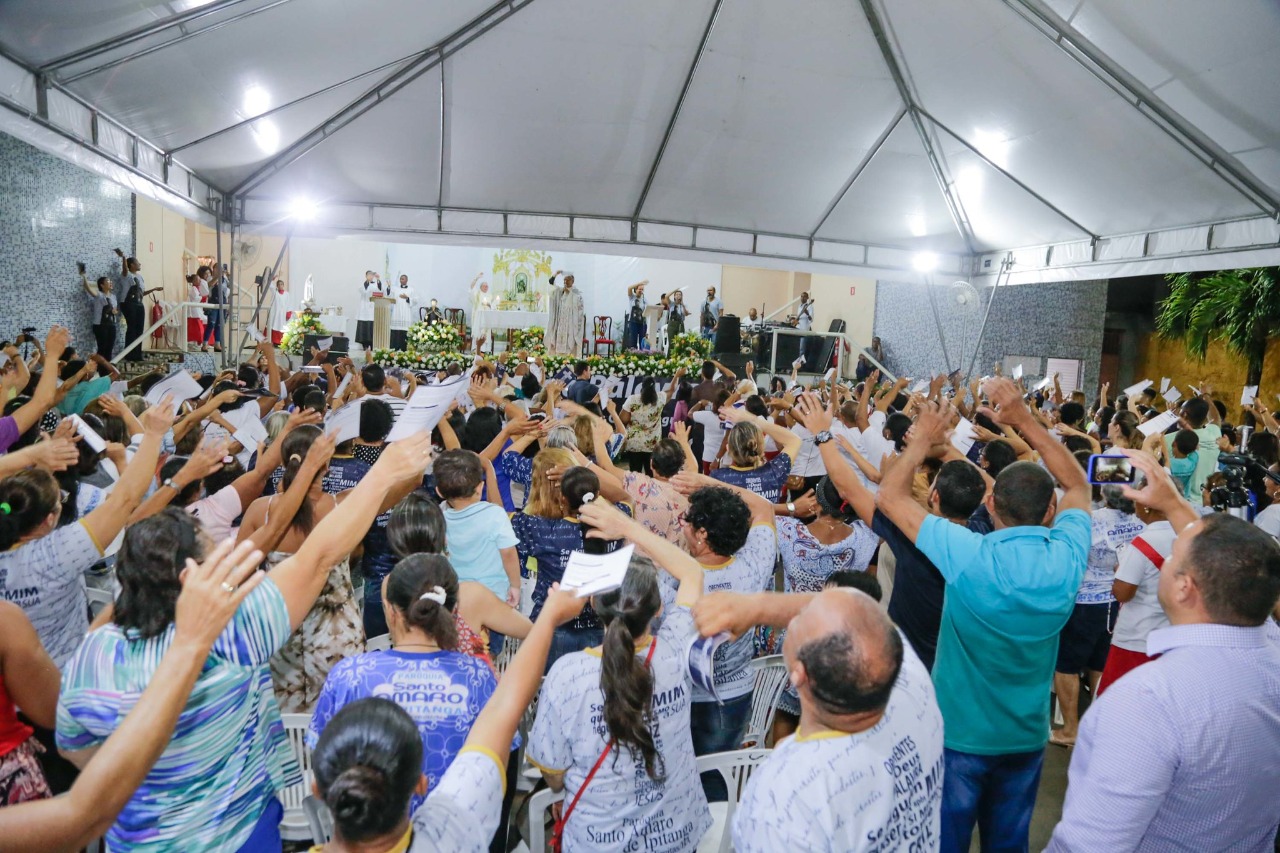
[107,379,130,399]
[1160,377,1171,393]
[69,414,106,453]
[1012,364,1023,380]
[1122,379,1152,399]
[317,337,334,351]
[1241,385,1259,406]
[560,544,635,598]
[951,417,978,455]
[687,631,730,704]
[326,400,365,445]
[823,367,836,382]
[245,325,266,344]
[1033,375,1054,391]
[333,371,354,401]
[1138,410,1179,437]
[223,405,269,465]
[144,370,202,413]
[386,377,471,442]
[909,379,929,394]
[1162,386,1182,405]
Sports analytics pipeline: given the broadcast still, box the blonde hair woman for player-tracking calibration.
[509,448,603,671]
[710,405,802,504]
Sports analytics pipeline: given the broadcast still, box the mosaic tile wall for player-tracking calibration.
[0,131,133,355]
[872,278,1108,398]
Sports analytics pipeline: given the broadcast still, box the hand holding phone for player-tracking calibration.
[1087,454,1136,485]
[77,261,87,274]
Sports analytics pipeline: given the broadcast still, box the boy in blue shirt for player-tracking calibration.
[435,450,521,610]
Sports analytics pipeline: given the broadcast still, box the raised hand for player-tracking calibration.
[979,377,1032,427]
[669,470,716,496]
[907,401,949,448]
[371,431,434,482]
[45,325,70,358]
[184,438,231,480]
[578,498,637,540]
[792,391,833,433]
[30,437,80,471]
[791,489,818,517]
[141,397,178,436]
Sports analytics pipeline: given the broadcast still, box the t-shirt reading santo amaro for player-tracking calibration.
[732,637,945,852]
[526,605,711,853]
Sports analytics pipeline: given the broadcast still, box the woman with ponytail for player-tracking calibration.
[309,555,505,819]
[239,424,410,712]
[528,500,709,853]
[381,492,531,662]
[709,404,802,504]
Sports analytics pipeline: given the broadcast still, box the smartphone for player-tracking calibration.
[76,261,86,274]
[1087,454,1136,485]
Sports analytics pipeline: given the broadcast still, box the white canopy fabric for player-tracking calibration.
[1,0,1278,281]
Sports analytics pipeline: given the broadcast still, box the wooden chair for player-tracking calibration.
[592,316,617,356]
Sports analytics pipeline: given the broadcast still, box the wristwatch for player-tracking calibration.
[814,430,833,445]
[162,477,178,490]
[786,501,796,515]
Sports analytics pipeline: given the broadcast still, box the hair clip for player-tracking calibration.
[580,492,596,504]
[288,453,302,464]
[0,502,9,515]
[418,586,447,605]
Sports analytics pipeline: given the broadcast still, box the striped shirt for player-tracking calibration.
[1048,621,1280,852]
[57,577,299,852]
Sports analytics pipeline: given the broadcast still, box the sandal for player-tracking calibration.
[1049,732,1076,748]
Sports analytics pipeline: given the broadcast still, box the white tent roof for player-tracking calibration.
[2,0,1278,281]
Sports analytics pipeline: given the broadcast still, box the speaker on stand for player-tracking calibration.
[712,314,741,357]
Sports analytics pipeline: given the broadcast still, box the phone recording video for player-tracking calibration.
[1087,454,1136,485]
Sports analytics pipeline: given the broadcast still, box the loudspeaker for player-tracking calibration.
[713,352,749,377]
[712,314,741,355]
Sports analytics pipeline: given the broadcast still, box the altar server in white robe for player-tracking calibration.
[469,273,494,354]
[267,277,295,345]
[356,270,383,348]
[390,274,416,351]
[547,270,585,355]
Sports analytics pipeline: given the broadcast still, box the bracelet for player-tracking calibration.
[1177,519,1199,535]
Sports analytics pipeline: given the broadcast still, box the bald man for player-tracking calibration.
[694,588,944,852]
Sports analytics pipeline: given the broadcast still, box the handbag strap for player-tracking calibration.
[556,638,659,836]
[1130,536,1165,570]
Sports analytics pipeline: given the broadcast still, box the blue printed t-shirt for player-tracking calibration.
[1079,507,1143,604]
[710,454,792,504]
[916,508,1089,755]
[697,523,777,703]
[57,578,299,853]
[442,501,519,599]
[509,512,601,631]
[265,454,371,496]
[307,649,510,811]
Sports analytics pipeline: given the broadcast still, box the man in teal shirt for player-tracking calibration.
[878,377,1091,852]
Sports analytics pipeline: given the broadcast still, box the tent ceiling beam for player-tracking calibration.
[920,108,1098,239]
[53,0,303,86]
[859,0,977,256]
[1000,0,1280,218]
[630,0,725,229]
[39,0,260,72]
[809,107,907,239]
[229,0,536,197]
[0,47,216,218]
[437,60,446,211]
[167,52,413,155]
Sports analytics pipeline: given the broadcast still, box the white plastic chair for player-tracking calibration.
[366,632,392,652]
[524,785,565,852]
[695,748,772,853]
[278,713,316,842]
[494,637,522,679]
[303,795,334,845]
[740,655,788,748]
[85,587,114,618]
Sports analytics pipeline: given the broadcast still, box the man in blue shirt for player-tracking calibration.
[564,360,598,405]
[876,377,1091,853]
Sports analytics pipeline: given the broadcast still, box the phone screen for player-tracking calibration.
[1087,454,1136,485]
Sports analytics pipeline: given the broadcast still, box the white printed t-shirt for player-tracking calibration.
[861,410,897,473]
[696,523,777,703]
[406,749,505,852]
[732,638,944,852]
[0,521,102,667]
[526,605,711,853]
[690,410,727,464]
[1110,520,1174,654]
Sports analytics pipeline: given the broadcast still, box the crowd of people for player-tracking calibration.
[0,315,1277,853]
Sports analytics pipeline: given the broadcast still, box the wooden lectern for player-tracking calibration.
[372,296,396,350]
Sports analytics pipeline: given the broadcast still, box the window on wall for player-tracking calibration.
[1046,357,1082,393]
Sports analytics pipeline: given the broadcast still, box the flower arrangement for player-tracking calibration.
[279,313,328,355]
[373,349,471,371]
[669,332,710,358]
[508,326,545,351]
[407,321,462,353]
[372,347,703,379]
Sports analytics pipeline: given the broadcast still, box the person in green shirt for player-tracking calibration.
[1164,396,1220,494]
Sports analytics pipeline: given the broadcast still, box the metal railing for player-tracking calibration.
[112,300,262,367]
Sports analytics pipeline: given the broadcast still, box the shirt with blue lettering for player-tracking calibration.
[733,639,944,852]
[308,649,509,811]
[0,521,102,667]
[1080,506,1143,604]
[696,523,777,703]
[527,605,710,853]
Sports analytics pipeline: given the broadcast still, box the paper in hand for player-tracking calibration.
[951,417,978,455]
[1189,385,1201,397]
[1162,386,1182,405]
[824,367,836,382]
[1033,375,1054,391]
[386,377,470,442]
[333,371,354,401]
[316,337,334,352]
[145,370,202,413]
[791,357,804,369]
[245,325,266,344]
[0,352,8,370]
[326,400,365,445]
[1122,379,1152,399]
[687,632,730,704]
[1012,364,1023,380]
[69,414,106,453]
[107,379,130,399]
[560,544,635,598]
[1138,410,1179,437]
[1241,385,1259,406]
[1160,377,1171,394]
[909,379,929,394]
